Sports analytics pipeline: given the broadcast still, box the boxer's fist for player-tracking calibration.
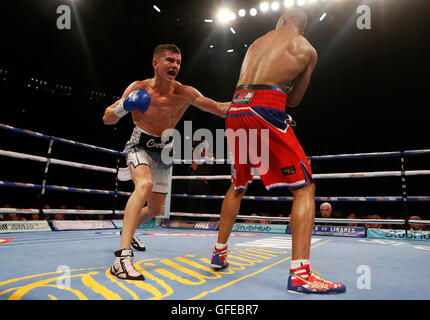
[114,89,151,118]
[123,90,151,113]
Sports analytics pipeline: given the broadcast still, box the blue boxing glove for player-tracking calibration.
[114,89,151,118]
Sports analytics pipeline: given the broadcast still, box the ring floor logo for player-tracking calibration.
[0,246,293,300]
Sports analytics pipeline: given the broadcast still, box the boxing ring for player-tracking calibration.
[1,123,430,301]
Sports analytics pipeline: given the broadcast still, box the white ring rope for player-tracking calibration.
[0,149,116,174]
[171,170,430,180]
[1,207,429,226]
[167,212,430,226]
[3,148,429,181]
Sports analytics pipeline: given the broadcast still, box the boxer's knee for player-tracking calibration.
[134,179,153,195]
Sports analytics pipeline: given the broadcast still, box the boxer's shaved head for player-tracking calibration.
[153,44,181,59]
[276,8,308,33]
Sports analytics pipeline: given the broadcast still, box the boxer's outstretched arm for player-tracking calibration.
[181,85,230,118]
[102,81,142,125]
[286,48,318,108]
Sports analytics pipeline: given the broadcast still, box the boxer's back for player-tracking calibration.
[237,29,315,92]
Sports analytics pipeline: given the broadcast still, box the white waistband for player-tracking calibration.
[135,125,161,138]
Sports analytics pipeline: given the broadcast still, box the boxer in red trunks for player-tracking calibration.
[210,8,346,294]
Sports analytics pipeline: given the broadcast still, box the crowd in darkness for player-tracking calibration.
[1,200,428,231]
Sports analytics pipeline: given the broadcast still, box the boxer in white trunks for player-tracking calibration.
[103,44,229,280]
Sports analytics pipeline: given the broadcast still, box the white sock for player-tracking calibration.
[290,259,310,270]
[215,243,227,249]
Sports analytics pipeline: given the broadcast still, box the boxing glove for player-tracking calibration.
[114,89,151,117]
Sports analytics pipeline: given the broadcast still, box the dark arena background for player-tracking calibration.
[0,0,429,304]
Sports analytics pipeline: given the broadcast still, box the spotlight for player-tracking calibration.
[250,8,258,16]
[238,9,246,17]
[297,0,306,6]
[284,0,294,7]
[271,2,280,11]
[217,8,231,24]
[259,2,269,12]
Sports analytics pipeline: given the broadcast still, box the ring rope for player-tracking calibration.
[171,193,430,202]
[167,212,430,225]
[0,208,123,215]
[1,123,430,227]
[172,170,430,180]
[0,123,125,156]
[3,149,429,180]
[2,123,429,161]
[0,149,117,174]
[1,180,428,202]
[1,207,429,226]
[0,181,131,197]
[173,149,430,164]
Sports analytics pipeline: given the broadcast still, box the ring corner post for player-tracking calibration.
[400,151,409,233]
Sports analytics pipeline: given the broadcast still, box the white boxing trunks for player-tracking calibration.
[118,126,173,194]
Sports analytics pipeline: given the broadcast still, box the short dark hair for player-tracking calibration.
[277,8,308,32]
[153,44,181,59]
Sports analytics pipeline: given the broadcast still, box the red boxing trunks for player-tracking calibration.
[226,84,312,191]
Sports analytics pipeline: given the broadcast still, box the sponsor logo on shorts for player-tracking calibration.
[281,165,296,176]
[232,91,254,105]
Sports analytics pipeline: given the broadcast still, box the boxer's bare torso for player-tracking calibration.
[103,50,228,134]
[124,79,192,136]
[238,29,318,107]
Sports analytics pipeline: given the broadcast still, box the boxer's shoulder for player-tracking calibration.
[174,82,201,102]
[130,79,153,91]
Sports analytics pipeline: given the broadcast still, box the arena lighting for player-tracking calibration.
[238,9,246,17]
[153,5,161,13]
[297,0,306,6]
[259,2,269,12]
[284,0,294,7]
[216,8,231,24]
[271,2,280,11]
[250,8,258,16]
